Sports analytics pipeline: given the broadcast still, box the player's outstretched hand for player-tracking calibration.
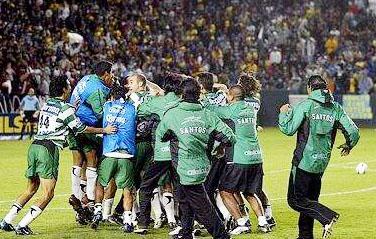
[104,125,117,134]
[337,143,350,156]
[280,104,291,113]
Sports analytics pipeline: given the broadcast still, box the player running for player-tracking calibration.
[0,75,116,235]
[279,75,360,239]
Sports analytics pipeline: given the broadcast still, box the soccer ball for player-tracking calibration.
[355,163,368,174]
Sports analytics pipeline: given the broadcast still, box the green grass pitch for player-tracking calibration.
[0,128,375,238]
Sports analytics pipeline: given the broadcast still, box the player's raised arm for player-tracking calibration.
[336,105,360,156]
[278,103,305,136]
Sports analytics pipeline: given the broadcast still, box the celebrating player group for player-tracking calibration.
[0,61,359,239]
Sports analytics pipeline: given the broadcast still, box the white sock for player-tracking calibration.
[79,180,87,200]
[215,193,231,221]
[4,203,22,224]
[162,192,176,223]
[258,215,268,226]
[94,203,102,214]
[18,206,42,227]
[86,167,97,201]
[265,205,273,220]
[151,188,162,220]
[236,217,247,226]
[71,166,81,200]
[103,198,114,220]
[123,211,132,225]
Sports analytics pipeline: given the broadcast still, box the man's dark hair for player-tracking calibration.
[94,61,113,77]
[110,83,128,100]
[182,77,200,103]
[50,75,69,98]
[307,75,328,91]
[163,72,184,95]
[229,85,245,101]
[196,72,215,92]
[238,73,261,96]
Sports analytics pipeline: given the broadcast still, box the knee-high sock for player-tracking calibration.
[215,192,231,221]
[162,192,176,223]
[80,180,87,200]
[151,188,162,220]
[132,198,139,222]
[18,206,42,227]
[86,167,97,201]
[265,205,273,220]
[4,203,23,224]
[102,198,114,220]
[71,166,82,200]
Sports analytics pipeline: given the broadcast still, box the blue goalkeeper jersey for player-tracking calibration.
[102,98,136,157]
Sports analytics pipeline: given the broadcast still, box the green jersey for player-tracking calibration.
[206,100,262,165]
[35,98,87,148]
[279,89,360,174]
[138,92,181,161]
[200,91,227,106]
[156,102,236,185]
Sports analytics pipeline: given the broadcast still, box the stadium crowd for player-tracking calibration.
[0,0,376,99]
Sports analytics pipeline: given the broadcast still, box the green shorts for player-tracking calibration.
[98,157,135,189]
[25,140,60,179]
[67,133,102,153]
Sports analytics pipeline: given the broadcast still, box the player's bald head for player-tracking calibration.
[228,85,245,101]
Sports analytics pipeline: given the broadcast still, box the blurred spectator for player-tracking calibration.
[0,0,375,101]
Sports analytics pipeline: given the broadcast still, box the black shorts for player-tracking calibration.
[23,111,38,123]
[219,163,263,196]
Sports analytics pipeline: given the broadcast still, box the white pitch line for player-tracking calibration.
[0,193,70,204]
[270,186,376,202]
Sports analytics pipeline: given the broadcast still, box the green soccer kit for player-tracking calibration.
[27,98,86,179]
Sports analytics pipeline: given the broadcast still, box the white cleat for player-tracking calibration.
[230,225,250,235]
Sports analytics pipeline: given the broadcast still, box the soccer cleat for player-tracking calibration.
[323,216,339,239]
[134,225,148,235]
[91,212,102,230]
[267,217,277,228]
[168,224,182,236]
[230,225,250,235]
[258,223,272,233]
[82,206,94,222]
[193,228,202,237]
[14,225,33,235]
[225,216,237,232]
[122,223,134,233]
[153,217,165,229]
[75,212,88,225]
[0,219,15,231]
[108,214,123,225]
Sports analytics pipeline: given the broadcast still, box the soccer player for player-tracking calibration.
[279,75,360,239]
[68,61,114,216]
[238,73,276,227]
[157,77,236,239]
[19,88,40,140]
[0,75,116,235]
[91,84,137,232]
[110,73,164,225]
[205,85,271,235]
[135,72,183,233]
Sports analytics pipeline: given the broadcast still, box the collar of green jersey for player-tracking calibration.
[308,89,334,104]
[179,101,203,111]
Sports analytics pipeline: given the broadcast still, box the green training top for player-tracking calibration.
[157,102,236,185]
[138,92,181,161]
[206,100,262,165]
[279,89,360,174]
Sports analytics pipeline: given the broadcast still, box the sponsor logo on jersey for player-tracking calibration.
[187,167,209,176]
[244,149,261,156]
